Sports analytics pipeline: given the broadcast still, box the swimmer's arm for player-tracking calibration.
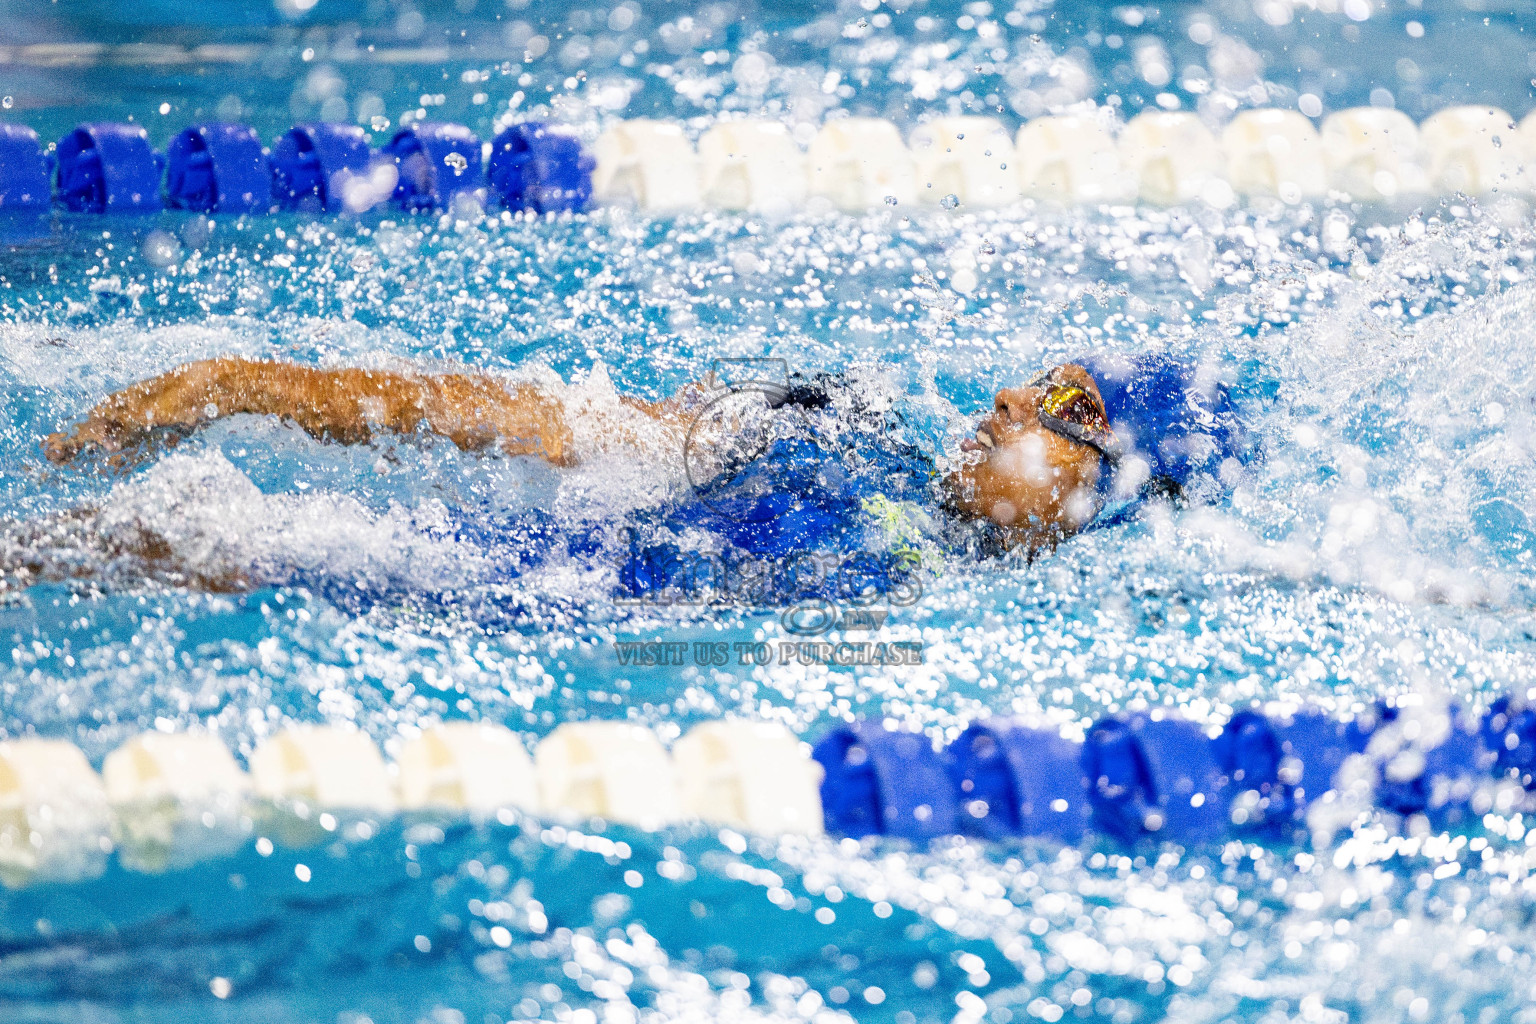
[44,357,577,466]
[615,374,730,426]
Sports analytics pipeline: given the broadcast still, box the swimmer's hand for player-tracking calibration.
[44,359,230,464]
[44,357,579,466]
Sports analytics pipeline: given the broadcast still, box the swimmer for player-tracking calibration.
[41,356,1153,555]
[21,353,1242,608]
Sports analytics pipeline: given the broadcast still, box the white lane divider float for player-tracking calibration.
[249,726,397,846]
[698,120,808,213]
[807,117,918,212]
[1119,111,1230,206]
[1222,108,1329,202]
[1521,111,1536,184]
[535,721,685,830]
[1320,107,1429,200]
[592,118,702,212]
[398,721,538,813]
[1014,114,1126,203]
[0,739,113,887]
[103,731,249,872]
[250,725,397,812]
[1419,105,1522,197]
[673,721,824,836]
[910,116,1020,208]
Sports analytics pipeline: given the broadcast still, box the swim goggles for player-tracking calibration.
[1027,366,1125,464]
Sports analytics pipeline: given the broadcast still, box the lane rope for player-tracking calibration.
[0,105,1530,216]
[1,696,1530,886]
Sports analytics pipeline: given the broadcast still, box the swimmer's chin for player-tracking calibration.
[939,463,1096,556]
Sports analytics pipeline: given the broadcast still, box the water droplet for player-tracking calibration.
[1,97,12,109]
[884,195,898,205]
[856,17,868,28]
[370,115,390,132]
[940,193,960,209]
[444,151,469,176]
[979,240,996,255]
[142,229,181,268]
[956,133,965,140]
[1492,135,1502,148]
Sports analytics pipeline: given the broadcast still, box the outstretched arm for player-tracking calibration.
[44,357,579,465]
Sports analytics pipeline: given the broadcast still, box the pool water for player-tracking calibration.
[3,1,1536,1023]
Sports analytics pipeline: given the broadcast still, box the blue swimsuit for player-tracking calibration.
[619,376,933,604]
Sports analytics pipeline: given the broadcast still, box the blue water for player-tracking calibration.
[3,1,1536,1022]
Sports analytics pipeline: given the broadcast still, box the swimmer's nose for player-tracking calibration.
[993,388,1033,425]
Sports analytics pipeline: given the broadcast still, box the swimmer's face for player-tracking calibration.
[942,363,1109,551]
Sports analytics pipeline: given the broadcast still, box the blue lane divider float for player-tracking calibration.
[0,125,49,210]
[384,122,483,211]
[813,720,959,841]
[947,721,1090,843]
[270,122,374,212]
[165,123,272,213]
[0,118,599,218]
[1209,709,1355,833]
[1359,704,1492,825]
[1083,713,1230,843]
[487,121,594,213]
[813,697,1536,847]
[1484,696,1536,788]
[55,123,162,213]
